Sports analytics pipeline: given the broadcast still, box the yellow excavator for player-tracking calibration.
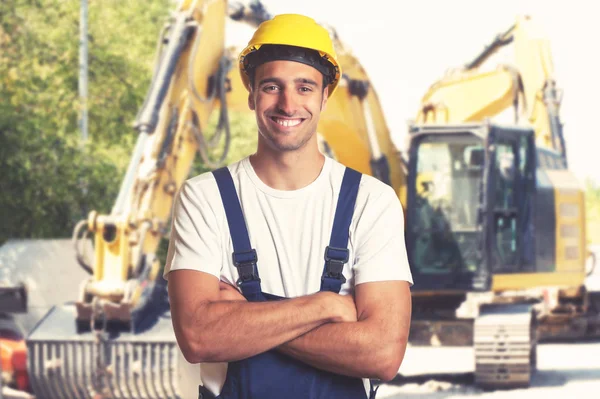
[11,1,404,398]
[405,15,600,388]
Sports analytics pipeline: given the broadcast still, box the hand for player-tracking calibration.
[219,281,247,302]
[322,292,357,323]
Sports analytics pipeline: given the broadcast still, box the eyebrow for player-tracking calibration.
[257,77,281,86]
[295,78,318,86]
[257,77,319,87]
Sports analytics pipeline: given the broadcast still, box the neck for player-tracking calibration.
[250,139,325,191]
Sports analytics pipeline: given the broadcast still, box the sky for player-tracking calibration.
[225,0,600,184]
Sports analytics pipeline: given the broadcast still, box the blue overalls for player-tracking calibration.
[198,166,379,399]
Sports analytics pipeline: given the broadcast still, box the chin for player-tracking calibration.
[262,133,306,152]
[269,140,304,152]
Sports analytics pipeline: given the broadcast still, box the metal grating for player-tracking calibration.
[26,304,182,399]
[28,338,180,398]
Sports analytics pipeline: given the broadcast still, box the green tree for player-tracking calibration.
[0,0,172,244]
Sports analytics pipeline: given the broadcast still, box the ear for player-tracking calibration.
[320,86,329,111]
[248,89,255,111]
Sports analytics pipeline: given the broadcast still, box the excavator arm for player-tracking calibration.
[316,26,406,197]
[417,65,524,124]
[70,0,269,331]
[417,15,566,163]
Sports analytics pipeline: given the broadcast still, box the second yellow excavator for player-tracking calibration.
[404,15,600,388]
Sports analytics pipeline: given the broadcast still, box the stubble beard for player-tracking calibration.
[264,129,315,152]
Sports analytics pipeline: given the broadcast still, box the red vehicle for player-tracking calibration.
[0,282,30,396]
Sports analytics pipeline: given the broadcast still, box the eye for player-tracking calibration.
[263,85,279,92]
[299,86,313,93]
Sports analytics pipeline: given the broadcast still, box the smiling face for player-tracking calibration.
[248,60,328,153]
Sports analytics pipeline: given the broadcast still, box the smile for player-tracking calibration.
[270,117,304,127]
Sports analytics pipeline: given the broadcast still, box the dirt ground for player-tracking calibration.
[377,340,600,399]
[377,247,600,399]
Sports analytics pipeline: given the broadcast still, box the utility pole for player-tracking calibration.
[79,0,89,219]
[79,0,88,143]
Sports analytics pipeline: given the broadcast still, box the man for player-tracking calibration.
[164,13,413,399]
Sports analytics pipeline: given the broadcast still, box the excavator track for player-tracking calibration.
[474,303,537,388]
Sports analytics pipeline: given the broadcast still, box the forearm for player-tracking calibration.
[184,293,333,363]
[277,319,398,380]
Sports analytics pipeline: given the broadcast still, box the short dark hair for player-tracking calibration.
[244,44,336,91]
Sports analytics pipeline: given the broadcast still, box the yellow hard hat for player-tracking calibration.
[238,14,341,97]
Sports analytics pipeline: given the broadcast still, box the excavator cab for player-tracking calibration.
[403,15,596,389]
[405,122,536,293]
[406,123,540,387]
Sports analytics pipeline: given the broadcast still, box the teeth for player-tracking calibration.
[274,118,301,127]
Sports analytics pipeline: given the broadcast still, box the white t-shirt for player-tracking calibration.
[163,155,413,397]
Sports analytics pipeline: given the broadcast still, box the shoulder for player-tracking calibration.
[356,173,404,226]
[328,159,401,210]
[358,173,398,202]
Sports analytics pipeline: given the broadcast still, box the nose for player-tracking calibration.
[276,87,298,116]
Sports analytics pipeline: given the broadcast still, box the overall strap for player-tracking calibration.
[320,167,362,293]
[212,167,263,301]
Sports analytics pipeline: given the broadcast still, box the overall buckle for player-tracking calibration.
[323,246,348,284]
[233,249,260,285]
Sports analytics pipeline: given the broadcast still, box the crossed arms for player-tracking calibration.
[168,270,411,381]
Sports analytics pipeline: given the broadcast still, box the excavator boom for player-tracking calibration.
[24,1,256,397]
[418,15,566,162]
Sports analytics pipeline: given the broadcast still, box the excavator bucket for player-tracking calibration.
[26,303,181,399]
[0,239,190,399]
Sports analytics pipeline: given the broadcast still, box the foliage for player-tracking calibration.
[0,0,172,244]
